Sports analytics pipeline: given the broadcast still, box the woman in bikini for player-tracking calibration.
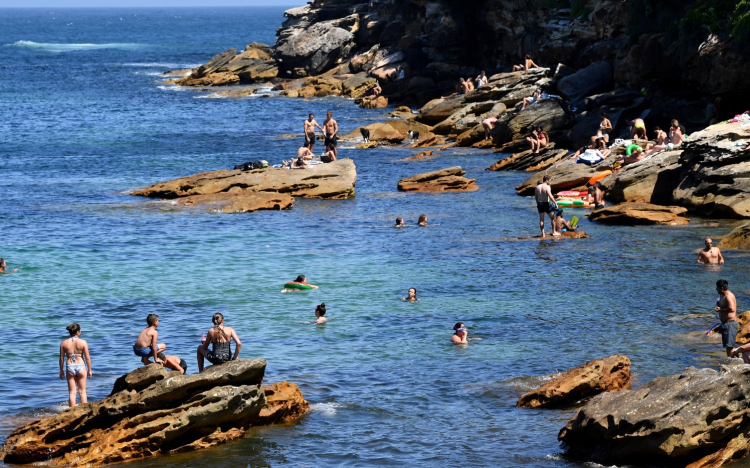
[197,313,242,372]
[59,323,92,407]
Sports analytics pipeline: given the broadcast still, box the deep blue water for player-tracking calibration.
[2,7,750,468]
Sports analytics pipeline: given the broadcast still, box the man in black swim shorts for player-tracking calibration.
[303,113,323,151]
[534,175,556,237]
[323,111,339,160]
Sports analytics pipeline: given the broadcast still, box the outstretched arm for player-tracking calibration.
[83,341,92,379]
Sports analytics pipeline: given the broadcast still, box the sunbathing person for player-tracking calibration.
[441,84,462,99]
[552,208,577,236]
[617,146,645,165]
[297,146,313,160]
[668,119,685,148]
[537,127,549,150]
[521,90,541,111]
[513,54,539,71]
[527,127,540,153]
[292,155,309,169]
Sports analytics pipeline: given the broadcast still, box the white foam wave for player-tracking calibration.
[156,85,193,92]
[6,40,147,53]
[122,62,193,68]
[310,402,346,416]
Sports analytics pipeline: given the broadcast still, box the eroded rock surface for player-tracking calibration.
[589,203,689,225]
[517,355,630,409]
[559,365,750,467]
[132,159,357,200]
[718,222,750,251]
[397,166,478,193]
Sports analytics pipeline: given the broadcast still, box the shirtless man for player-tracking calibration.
[323,111,338,160]
[304,113,324,151]
[552,208,576,236]
[714,279,737,357]
[592,182,605,209]
[297,146,313,160]
[668,119,685,148]
[590,113,612,145]
[513,54,539,71]
[534,175,556,237]
[697,238,724,264]
[133,314,166,365]
[465,78,474,92]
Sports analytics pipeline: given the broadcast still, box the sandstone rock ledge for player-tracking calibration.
[0,359,309,467]
[517,355,630,409]
[397,167,478,193]
[559,365,750,468]
[132,158,357,201]
[588,203,690,226]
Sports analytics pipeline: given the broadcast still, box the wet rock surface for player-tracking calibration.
[397,166,478,193]
[517,355,630,409]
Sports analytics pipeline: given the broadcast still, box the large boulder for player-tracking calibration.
[348,123,405,144]
[517,356,631,409]
[275,16,357,77]
[557,61,614,101]
[398,167,478,193]
[492,99,570,145]
[193,48,237,78]
[588,203,689,226]
[256,381,310,426]
[416,97,467,124]
[358,95,388,109]
[342,72,376,98]
[718,222,750,250]
[559,365,750,467]
[488,145,568,172]
[604,150,682,204]
[432,101,500,135]
[0,360,309,467]
[671,121,750,218]
[236,59,279,82]
[175,72,240,87]
[132,159,357,200]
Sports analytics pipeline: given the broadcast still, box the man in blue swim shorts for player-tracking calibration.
[133,314,166,365]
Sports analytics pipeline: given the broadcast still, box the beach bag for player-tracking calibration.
[234,160,268,171]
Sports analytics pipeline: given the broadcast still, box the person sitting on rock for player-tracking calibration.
[292,155,309,169]
[475,71,488,88]
[321,144,336,163]
[297,146,313,161]
[521,90,541,111]
[552,208,577,236]
[698,237,724,264]
[158,353,187,374]
[537,126,549,152]
[418,214,428,226]
[133,314,166,366]
[396,66,405,81]
[395,217,404,228]
[482,116,499,140]
[465,77,474,92]
[513,54,539,71]
[452,322,468,343]
[315,303,328,324]
[527,127,541,153]
[197,313,242,372]
[668,119,685,149]
[371,81,382,97]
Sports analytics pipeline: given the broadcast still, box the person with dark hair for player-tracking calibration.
[698,238,724,264]
[537,126,549,152]
[315,303,328,324]
[322,144,336,163]
[552,208,576,236]
[371,81,382,97]
[534,175,556,237]
[59,323,92,407]
[158,353,187,374]
[133,314,166,366]
[593,182,606,210]
[197,313,242,372]
[513,54,539,71]
[0,258,18,274]
[395,217,404,228]
[715,279,737,358]
[452,323,468,343]
[323,111,338,160]
[304,113,324,151]
[417,214,428,227]
[402,288,418,302]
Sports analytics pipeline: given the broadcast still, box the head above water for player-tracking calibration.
[408,287,417,298]
[295,275,306,283]
[453,322,467,334]
[66,323,81,336]
[717,279,729,291]
[418,214,427,224]
[147,314,159,327]
[316,303,326,316]
[396,217,403,226]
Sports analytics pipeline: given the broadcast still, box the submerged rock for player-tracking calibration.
[132,159,357,200]
[559,365,750,467]
[397,166,478,193]
[173,192,294,213]
[0,360,309,467]
[517,355,630,409]
[588,203,689,225]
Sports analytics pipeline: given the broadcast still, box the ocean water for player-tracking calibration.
[1,7,750,468]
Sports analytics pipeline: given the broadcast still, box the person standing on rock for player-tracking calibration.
[715,279,737,358]
[535,175,556,237]
[323,111,339,160]
[304,113,324,152]
[698,238,724,264]
[59,323,92,407]
[133,314,166,366]
[197,313,242,372]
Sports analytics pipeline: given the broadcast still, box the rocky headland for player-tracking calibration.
[0,359,308,467]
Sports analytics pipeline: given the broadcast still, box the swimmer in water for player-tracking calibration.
[395,217,404,228]
[402,287,418,302]
[292,275,319,289]
[0,258,18,274]
[697,237,724,264]
[315,303,327,323]
[451,322,468,343]
[59,324,92,407]
[418,214,427,227]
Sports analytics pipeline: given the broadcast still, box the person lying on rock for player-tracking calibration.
[292,155,309,169]
[552,208,576,237]
[697,238,724,265]
[197,313,242,372]
[452,322,468,343]
[513,54,539,71]
[715,279,738,358]
[521,90,541,111]
[315,303,328,324]
[158,353,187,374]
[133,314,166,366]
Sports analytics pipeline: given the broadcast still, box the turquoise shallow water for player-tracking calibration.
[2,7,750,467]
